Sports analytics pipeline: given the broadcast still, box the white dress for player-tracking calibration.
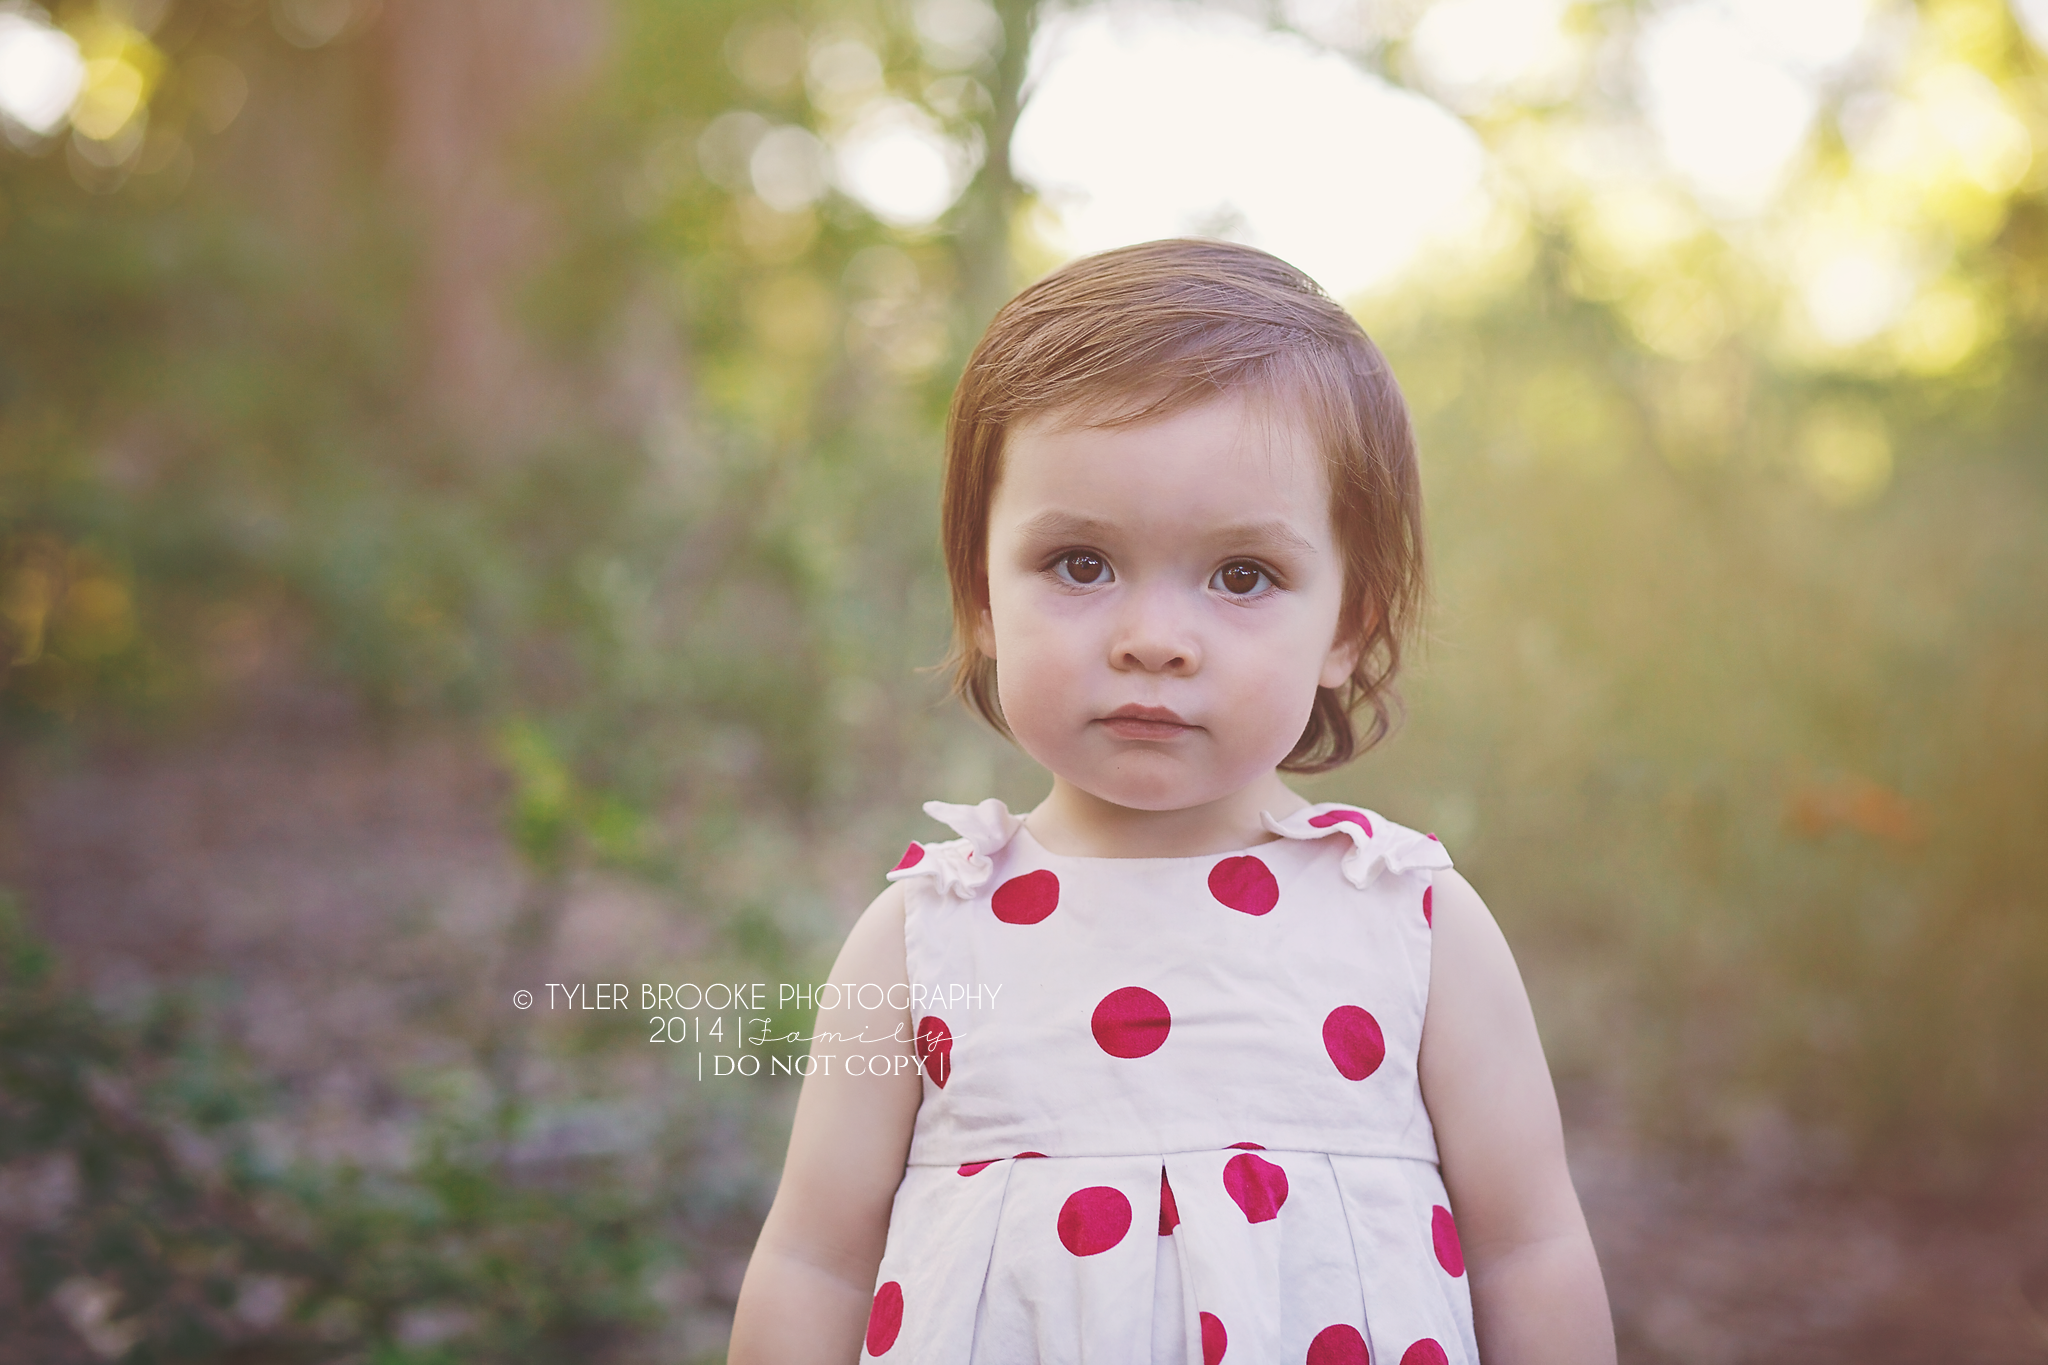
[860,797,1479,1365]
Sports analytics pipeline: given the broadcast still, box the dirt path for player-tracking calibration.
[6,706,2046,1362]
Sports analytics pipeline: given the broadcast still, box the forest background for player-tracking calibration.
[0,0,2044,1361]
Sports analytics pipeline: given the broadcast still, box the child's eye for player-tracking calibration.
[1051,551,1112,587]
[1211,561,1273,597]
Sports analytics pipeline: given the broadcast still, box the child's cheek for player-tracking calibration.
[992,609,1078,716]
[1236,611,1327,716]
[1016,616,1091,703]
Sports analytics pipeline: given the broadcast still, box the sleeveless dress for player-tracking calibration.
[858,797,1480,1365]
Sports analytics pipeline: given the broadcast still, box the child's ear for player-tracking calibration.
[1319,633,1362,690]
[974,605,998,661]
[1319,606,1374,689]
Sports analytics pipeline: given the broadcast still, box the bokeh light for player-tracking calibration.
[1013,0,1488,296]
[834,98,977,227]
[1408,0,1581,111]
[0,3,83,138]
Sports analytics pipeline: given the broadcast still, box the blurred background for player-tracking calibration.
[0,0,2044,1360]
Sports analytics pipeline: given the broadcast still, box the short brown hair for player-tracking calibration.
[936,238,1424,773]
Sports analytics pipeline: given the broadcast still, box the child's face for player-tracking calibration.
[976,392,1362,813]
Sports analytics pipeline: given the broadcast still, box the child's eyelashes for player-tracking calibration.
[1041,551,1281,599]
[1211,561,1276,598]
[1049,550,1113,588]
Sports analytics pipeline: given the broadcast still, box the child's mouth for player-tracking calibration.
[1099,707,1193,740]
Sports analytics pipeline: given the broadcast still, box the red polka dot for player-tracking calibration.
[1057,1186,1132,1256]
[1014,1151,1046,1159]
[1158,1169,1180,1235]
[915,1015,953,1088]
[1226,1141,1265,1150]
[1426,832,1441,842]
[1091,987,1171,1058]
[1322,1005,1385,1081]
[992,869,1059,924]
[1423,885,1433,928]
[1222,1151,1289,1223]
[1208,855,1279,915]
[891,842,924,871]
[1400,1341,1448,1365]
[865,1281,903,1355]
[957,1161,992,1176]
[1432,1205,1465,1277]
[1201,1311,1228,1365]
[1307,1324,1369,1365]
[1309,808,1373,838]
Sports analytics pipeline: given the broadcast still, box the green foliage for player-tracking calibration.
[0,897,707,1363]
[1345,228,2048,1167]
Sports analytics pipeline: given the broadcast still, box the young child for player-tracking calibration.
[728,240,1614,1365]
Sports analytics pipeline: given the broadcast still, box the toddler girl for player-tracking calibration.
[728,240,1614,1365]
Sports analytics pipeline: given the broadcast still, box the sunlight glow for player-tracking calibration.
[1891,282,1985,374]
[72,53,145,141]
[806,34,885,118]
[62,11,161,151]
[914,0,1003,71]
[834,99,978,227]
[1638,4,1824,213]
[2012,0,2048,53]
[749,125,830,212]
[1799,238,1914,346]
[1277,0,1403,52]
[1573,185,1700,272]
[0,5,83,137]
[1408,0,1580,111]
[1722,0,1870,69]
[1851,63,2032,198]
[1012,1,1489,299]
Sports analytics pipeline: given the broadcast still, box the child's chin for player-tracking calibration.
[1078,770,1225,813]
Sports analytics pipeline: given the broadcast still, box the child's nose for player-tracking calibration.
[1110,584,1201,674]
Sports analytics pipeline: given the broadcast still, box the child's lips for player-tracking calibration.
[1098,706,1194,740]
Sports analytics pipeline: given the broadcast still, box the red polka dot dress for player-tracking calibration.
[862,798,1478,1365]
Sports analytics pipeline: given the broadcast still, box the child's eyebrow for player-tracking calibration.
[1015,510,1318,556]
[1207,520,1319,556]
[1014,511,1119,544]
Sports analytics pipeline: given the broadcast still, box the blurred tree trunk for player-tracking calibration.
[378,0,608,455]
[954,0,1042,337]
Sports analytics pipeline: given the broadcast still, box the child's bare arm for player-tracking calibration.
[728,881,922,1365]
[1418,870,1616,1365]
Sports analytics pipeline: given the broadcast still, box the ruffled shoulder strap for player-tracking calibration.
[1258,802,1452,890]
[884,798,1025,900]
